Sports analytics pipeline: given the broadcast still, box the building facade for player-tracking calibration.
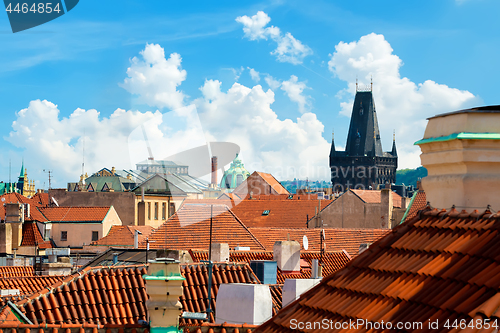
[330,84,397,191]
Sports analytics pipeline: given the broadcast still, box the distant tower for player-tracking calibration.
[329,82,397,191]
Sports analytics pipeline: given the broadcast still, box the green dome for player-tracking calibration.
[220,154,250,189]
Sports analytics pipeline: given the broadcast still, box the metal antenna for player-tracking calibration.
[43,169,52,189]
[141,124,155,161]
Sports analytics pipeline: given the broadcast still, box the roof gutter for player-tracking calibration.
[414,132,500,145]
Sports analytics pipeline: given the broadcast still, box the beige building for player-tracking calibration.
[39,206,122,248]
[416,106,500,211]
[309,189,409,229]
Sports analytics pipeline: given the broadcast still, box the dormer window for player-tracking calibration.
[262,210,270,216]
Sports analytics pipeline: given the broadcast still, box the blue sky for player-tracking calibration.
[0,0,498,188]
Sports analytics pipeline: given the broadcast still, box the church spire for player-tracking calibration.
[329,129,336,160]
[391,130,398,157]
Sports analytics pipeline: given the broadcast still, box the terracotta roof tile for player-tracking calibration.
[255,172,289,195]
[90,226,153,247]
[38,207,111,222]
[404,190,427,222]
[143,204,265,251]
[230,198,333,229]
[248,227,389,257]
[256,207,500,332]
[0,276,65,296]
[0,193,47,222]
[0,266,34,278]
[20,222,52,249]
[188,250,351,285]
[31,192,49,206]
[350,188,403,208]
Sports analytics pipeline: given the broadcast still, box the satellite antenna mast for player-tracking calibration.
[141,124,155,161]
[43,169,52,190]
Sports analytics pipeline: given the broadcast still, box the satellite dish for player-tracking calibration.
[51,197,59,207]
[303,235,309,251]
[322,229,326,240]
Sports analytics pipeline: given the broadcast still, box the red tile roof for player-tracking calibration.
[13,263,267,329]
[350,188,403,208]
[31,192,50,206]
[248,227,389,257]
[180,263,264,325]
[20,222,52,249]
[230,198,333,229]
[144,204,265,251]
[0,275,65,296]
[257,207,500,332]
[38,206,111,222]
[404,190,427,222]
[255,172,289,195]
[17,266,149,325]
[90,225,154,247]
[0,266,34,278]
[0,193,47,222]
[189,250,351,285]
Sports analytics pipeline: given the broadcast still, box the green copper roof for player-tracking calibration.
[220,154,250,189]
[414,132,500,145]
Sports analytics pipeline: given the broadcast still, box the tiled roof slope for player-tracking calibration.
[20,222,52,249]
[404,190,427,222]
[255,172,289,195]
[17,266,149,325]
[0,193,47,222]
[257,207,500,333]
[350,188,403,208]
[31,192,49,206]
[180,263,266,325]
[249,227,390,257]
[144,204,265,251]
[90,225,153,247]
[230,199,333,229]
[38,206,111,222]
[0,266,34,278]
[189,250,351,284]
[13,263,269,329]
[0,275,65,296]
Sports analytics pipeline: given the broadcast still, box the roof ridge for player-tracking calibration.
[226,208,266,250]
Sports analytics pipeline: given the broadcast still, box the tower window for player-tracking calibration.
[359,108,364,115]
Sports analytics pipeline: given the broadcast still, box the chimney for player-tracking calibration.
[134,229,142,249]
[282,278,322,307]
[216,284,272,325]
[211,156,218,186]
[273,241,300,274]
[5,203,24,250]
[210,243,229,263]
[416,107,500,210]
[144,258,185,332]
[42,248,71,276]
[380,188,393,228]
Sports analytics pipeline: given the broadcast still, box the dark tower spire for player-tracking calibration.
[345,90,383,157]
[391,130,398,157]
[329,129,336,165]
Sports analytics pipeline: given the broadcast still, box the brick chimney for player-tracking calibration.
[273,241,300,274]
[144,258,185,333]
[416,107,500,210]
[380,188,393,228]
[211,156,218,186]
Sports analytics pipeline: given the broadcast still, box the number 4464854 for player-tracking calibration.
[5,2,61,14]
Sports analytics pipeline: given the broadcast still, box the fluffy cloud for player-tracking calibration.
[236,11,312,65]
[281,75,311,113]
[248,67,260,82]
[120,43,187,110]
[195,80,330,180]
[328,33,479,169]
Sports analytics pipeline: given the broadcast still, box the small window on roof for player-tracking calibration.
[287,195,294,199]
[262,210,270,216]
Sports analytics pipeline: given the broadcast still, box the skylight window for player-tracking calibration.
[262,210,270,216]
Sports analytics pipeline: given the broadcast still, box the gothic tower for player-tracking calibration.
[330,83,397,191]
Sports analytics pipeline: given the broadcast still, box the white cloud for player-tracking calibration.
[195,80,330,180]
[236,11,312,65]
[248,67,261,82]
[119,43,187,111]
[281,75,311,113]
[265,75,281,90]
[328,33,479,169]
